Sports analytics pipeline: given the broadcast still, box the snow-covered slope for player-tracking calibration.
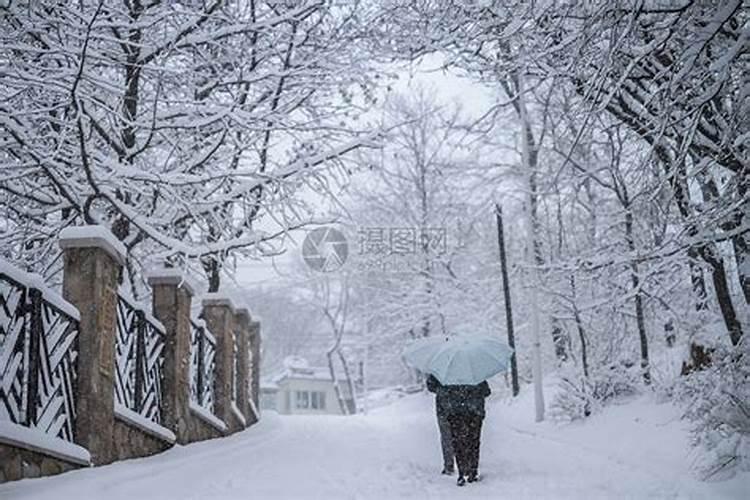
[1,388,747,499]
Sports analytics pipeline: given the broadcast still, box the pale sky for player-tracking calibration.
[233,56,496,291]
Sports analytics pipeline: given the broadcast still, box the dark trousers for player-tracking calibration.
[447,413,483,478]
[436,412,455,471]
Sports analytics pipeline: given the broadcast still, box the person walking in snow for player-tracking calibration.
[441,380,491,486]
[403,336,508,486]
[425,374,455,475]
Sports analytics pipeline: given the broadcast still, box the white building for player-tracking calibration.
[260,357,355,415]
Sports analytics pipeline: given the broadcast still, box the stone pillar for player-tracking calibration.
[147,270,196,444]
[234,308,251,428]
[248,320,261,418]
[59,226,126,465]
[201,295,236,434]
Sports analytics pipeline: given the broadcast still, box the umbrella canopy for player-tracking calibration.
[401,336,450,373]
[402,336,513,385]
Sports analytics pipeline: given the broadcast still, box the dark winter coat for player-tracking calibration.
[426,374,491,418]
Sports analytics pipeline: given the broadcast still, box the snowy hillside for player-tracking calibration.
[1,386,747,500]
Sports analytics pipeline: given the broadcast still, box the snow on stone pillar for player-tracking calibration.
[59,226,125,465]
[234,308,251,428]
[201,294,237,434]
[147,269,196,444]
[248,320,261,417]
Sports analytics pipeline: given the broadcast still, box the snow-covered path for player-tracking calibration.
[1,392,747,499]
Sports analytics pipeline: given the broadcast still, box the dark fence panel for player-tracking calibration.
[189,320,216,413]
[0,272,79,443]
[114,294,165,425]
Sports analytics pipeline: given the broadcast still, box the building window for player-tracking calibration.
[295,391,326,410]
[311,391,326,410]
[295,391,309,409]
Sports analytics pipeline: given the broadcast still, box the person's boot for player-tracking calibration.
[456,476,466,487]
[466,471,480,483]
[441,466,455,475]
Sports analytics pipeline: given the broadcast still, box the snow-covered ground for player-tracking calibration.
[2,387,748,500]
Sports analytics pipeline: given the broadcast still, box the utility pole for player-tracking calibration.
[518,64,545,422]
[495,202,520,396]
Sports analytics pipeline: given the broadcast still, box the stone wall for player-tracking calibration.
[0,226,261,483]
[111,420,172,461]
[0,444,79,482]
[184,410,225,443]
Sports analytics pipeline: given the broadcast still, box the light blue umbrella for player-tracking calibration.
[403,336,513,385]
[402,336,451,373]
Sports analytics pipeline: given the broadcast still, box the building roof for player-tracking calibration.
[272,365,333,384]
[268,355,334,384]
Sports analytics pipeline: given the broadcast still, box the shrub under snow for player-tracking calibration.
[676,339,750,480]
[550,362,641,422]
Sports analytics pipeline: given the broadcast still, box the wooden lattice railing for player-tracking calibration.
[189,320,216,413]
[0,270,79,443]
[114,293,165,425]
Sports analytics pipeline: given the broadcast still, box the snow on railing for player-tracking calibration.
[231,401,246,427]
[188,401,226,433]
[114,292,165,426]
[114,403,175,444]
[0,260,81,450]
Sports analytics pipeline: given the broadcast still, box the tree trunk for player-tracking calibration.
[202,258,221,293]
[732,178,749,302]
[570,275,589,379]
[631,267,651,384]
[602,102,745,345]
[202,224,222,292]
[731,232,750,305]
[624,208,651,384]
[702,174,749,305]
[337,350,357,414]
[689,251,709,311]
[495,203,520,397]
[733,175,749,304]
[681,251,712,374]
[704,250,744,346]
[570,274,591,417]
[327,350,348,415]
[551,319,568,363]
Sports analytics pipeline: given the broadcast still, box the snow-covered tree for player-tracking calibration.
[0,0,380,291]
[369,0,748,471]
[341,89,508,383]
[375,0,747,345]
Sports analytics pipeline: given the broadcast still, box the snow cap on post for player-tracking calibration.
[59,225,127,266]
[201,292,237,313]
[146,266,198,296]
